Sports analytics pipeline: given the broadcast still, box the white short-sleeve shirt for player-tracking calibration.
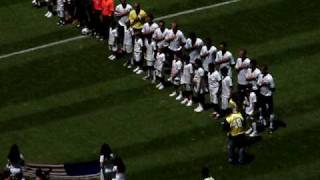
[235,58,251,85]
[115,4,133,26]
[134,38,144,53]
[258,73,275,96]
[142,22,159,35]
[222,76,232,97]
[208,70,221,89]
[215,50,235,70]
[166,29,186,51]
[200,45,217,72]
[181,62,193,84]
[123,26,133,46]
[244,91,257,115]
[246,67,261,90]
[153,28,169,48]
[155,52,166,70]
[185,38,204,63]
[144,39,156,61]
[171,59,183,76]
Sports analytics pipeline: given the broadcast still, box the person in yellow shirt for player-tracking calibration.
[222,108,247,164]
[129,2,147,31]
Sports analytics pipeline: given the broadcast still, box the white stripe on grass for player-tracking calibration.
[0,0,241,60]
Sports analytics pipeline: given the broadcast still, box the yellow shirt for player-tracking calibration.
[129,9,147,30]
[226,113,245,136]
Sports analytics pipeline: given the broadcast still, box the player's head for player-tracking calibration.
[208,63,215,73]
[120,0,126,5]
[133,2,141,11]
[205,37,212,47]
[225,108,233,116]
[100,143,112,158]
[239,48,247,58]
[134,30,142,38]
[201,166,210,179]
[183,54,190,64]
[250,58,257,69]
[262,64,269,75]
[8,144,21,164]
[219,41,227,52]
[158,20,165,30]
[221,67,228,76]
[158,47,164,53]
[146,13,154,23]
[171,21,178,32]
[195,58,202,68]
[175,51,182,60]
[189,32,196,42]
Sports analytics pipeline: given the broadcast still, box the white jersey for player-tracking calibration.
[171,59,183,77]
[200,45,217,72]
[155,52,166,71]
[153,28,169,48]
[215,50,235,70]
[208,70,221,89]
[221,76,232,97]
[123,26,133,46]
[115,4,132,26]
[134,38,143,53]
[144,39,156,61]
[181,62,193,84]
[244,91,257,115]
[258,73,275,96]
[235,57,251,85]
[108,27,118,45]
[166,29,186,51]
[142,22,159,35]
[184,38,204,63]
[246,68,261,91]
[194,67,205,84]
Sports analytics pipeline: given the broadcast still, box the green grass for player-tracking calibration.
[1,0,320,179]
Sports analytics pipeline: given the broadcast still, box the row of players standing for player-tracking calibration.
[106,1,276,136]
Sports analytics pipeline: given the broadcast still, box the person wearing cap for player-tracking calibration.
[128,2,147,31]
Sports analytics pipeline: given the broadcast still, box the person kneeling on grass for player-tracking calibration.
[193,59,206,113]
[108,21,119,61]
[154,47,166,90]
[221,108,247,164]
[169,52,183,100]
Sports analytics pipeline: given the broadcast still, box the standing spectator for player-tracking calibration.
[215,42,235,77]
[91,0,103,39]
[6,144,24,178]
[257,65,276,131]
[235,49,251,107]
[166,22,186,63]
[115,0,132,47]
[222,108,247,164]
[184,32,203,64]
[101,0,115,40]
[201,166,215,180]
[129,2,147,32]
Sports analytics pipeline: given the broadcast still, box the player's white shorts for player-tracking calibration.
[123,44,132,53]
[146,60,154,67]
[109,44,118,52]
[209,87,219,104]
[134,52,142,62]
[221,95,229,110]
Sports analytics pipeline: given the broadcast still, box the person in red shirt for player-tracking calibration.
[92,0,103,39]
[101,0,115,40]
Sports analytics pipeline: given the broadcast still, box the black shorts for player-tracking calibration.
[259,94,274,114]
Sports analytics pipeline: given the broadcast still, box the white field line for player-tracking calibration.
[0,0,240,60]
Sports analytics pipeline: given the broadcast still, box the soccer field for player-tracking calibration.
[1,0,320,179]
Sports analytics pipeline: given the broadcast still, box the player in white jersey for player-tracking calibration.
[108,22,118,61]
[215,42,235,77]
[132,32,144,75]
[220,67,233,116]
[207,63,221,118]
[180,56,194,107]
[115,0,132,47]
[153,20,170,49]
[235,49,251,106]
[56,0,65,26]
[193,59,206,112]
[246,59,261,94]
[122,21,134,69]
[200,38,217,72]
[184,32,204,64]
[142,14,159,39]
[169,53,183,100]
[243,88,259,137]
[154,47,166,90]
[143,38,156,81]
[165,22,186,62]
[257,65,276,131]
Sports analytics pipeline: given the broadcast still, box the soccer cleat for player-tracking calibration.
[181,98,188,104]
[169,91,177,97]
[136,69,144,75]
[109,55,116,61]
[156,83,161,88]
[142,75,149,80]
[133,67,139,72]
[175,94,183,101]
[123,62,128,67]
[158,84,164,90]
[44,11,49,17]
[194,104,204,112]
[127,65,132,69]
[249,131,259,137]
[186,100,193,107]
[46,12,53,18]
[245,128,253,135]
